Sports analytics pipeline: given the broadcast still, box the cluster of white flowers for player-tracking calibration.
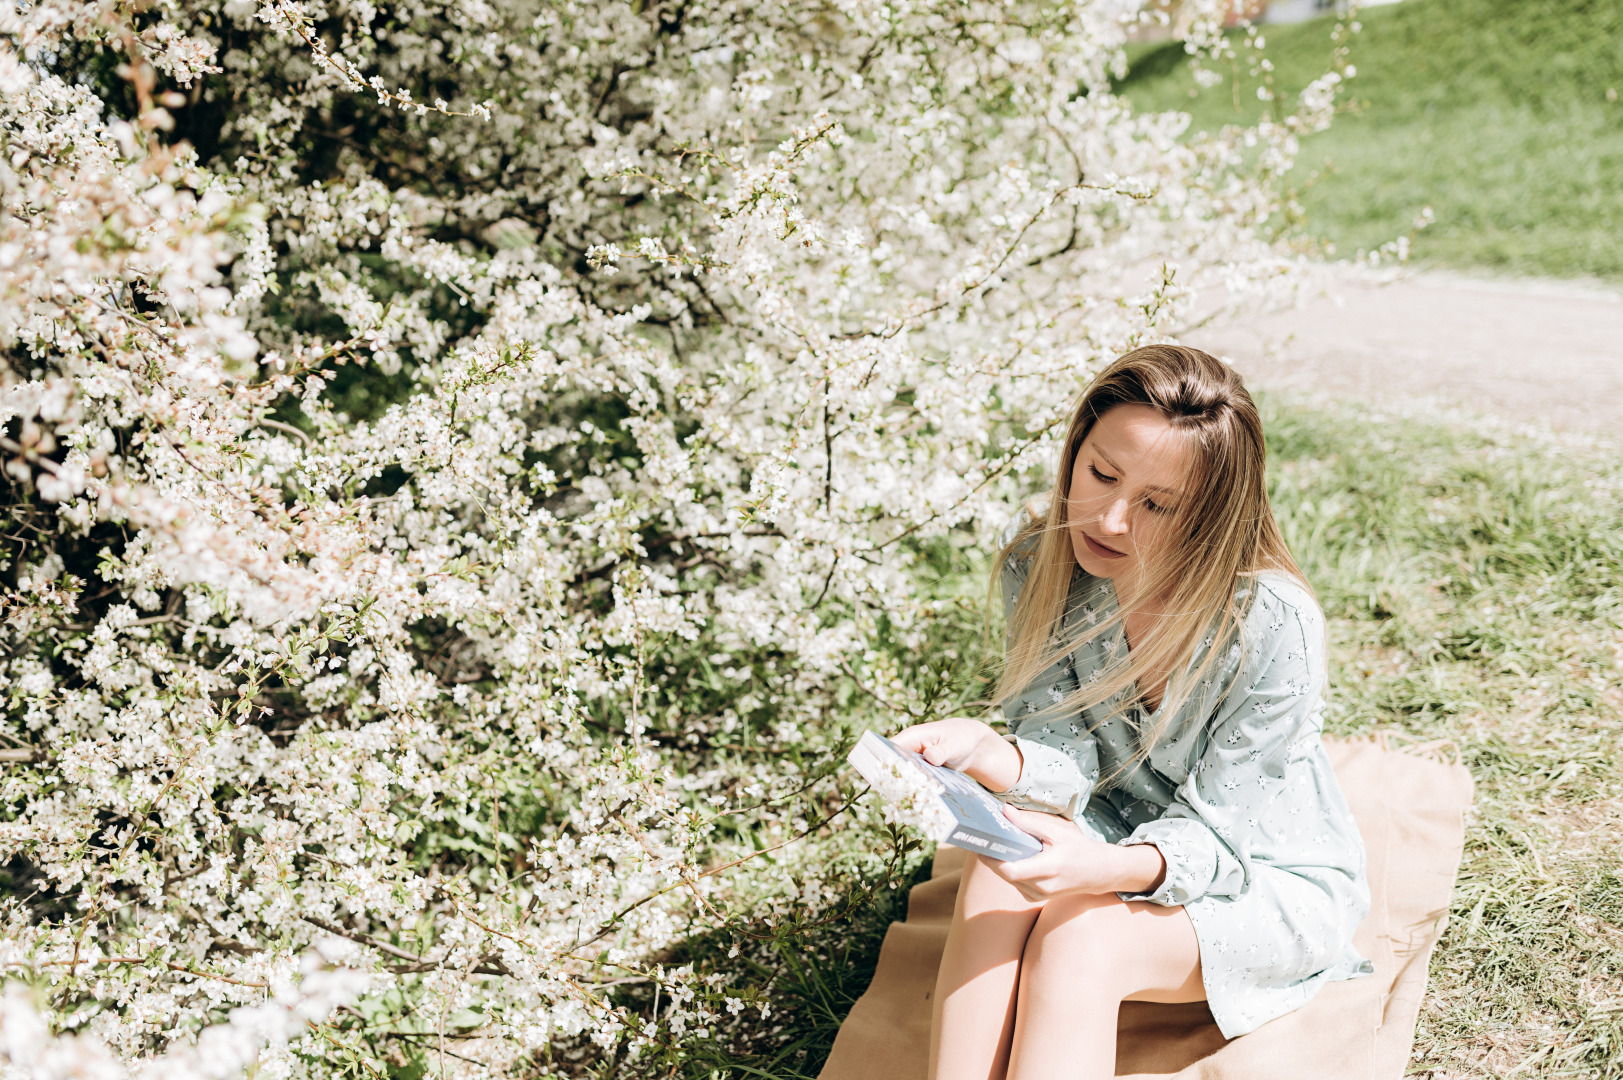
[0,942,371,1080]
[863,758,957,840]
[0,0,1355,1075]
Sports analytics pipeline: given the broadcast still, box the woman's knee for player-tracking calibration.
[1026,893,1124,950]
[1018,895,1136,989]
[1020,894,1202,1002]
[958,853,1044,918]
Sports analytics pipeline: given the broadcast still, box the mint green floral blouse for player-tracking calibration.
[993,511,1372,1038]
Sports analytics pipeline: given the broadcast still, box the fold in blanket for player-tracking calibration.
[817,738,1472,1080]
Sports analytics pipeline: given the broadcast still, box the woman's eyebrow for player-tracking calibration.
[1093,445,1183,499]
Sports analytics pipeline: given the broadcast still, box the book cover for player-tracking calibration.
[846,730,1042,861]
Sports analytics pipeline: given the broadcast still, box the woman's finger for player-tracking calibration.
[990,858,1060,902]
[982,853,1020,885]
[1000,804,1070,845]
[990,848,1045,883]
[986,857,1049,900]
[887,725,930,753]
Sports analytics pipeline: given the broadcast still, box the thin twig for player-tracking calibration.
[0,435,68,478]
[256,418,314,447]
[874,411,1068,551]
[572,790,860,950]
[301,914,427,965]
[13,956,269,988]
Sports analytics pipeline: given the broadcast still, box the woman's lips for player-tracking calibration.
[1083,533,1129,560]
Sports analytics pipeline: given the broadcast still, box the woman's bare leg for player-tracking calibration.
[1005,893,1204,1080]
[928,854,1044,1080]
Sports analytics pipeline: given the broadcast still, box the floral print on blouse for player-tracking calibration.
[991,510,1373,1038]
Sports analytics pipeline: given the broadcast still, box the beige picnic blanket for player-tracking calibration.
[818,737,1473,1080]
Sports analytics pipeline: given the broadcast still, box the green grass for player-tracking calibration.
[737,395,1623,1080]
[1262,399,1623,1078]
[1117,0,1623,280]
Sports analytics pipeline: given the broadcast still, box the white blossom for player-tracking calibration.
[0,0,1357,1074]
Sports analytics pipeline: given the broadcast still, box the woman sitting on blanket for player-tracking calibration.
[893,345,1372,1080]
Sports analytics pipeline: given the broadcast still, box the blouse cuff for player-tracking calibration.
[989,733,1084,820]
[1113,818,1219,907]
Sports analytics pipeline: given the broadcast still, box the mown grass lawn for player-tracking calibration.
[745,395,1623,1080]
[1116,0,1623,280]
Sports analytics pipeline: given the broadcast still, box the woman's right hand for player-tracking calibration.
[890,717,1024,794]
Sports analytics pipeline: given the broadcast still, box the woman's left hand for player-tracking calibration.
[985,805,1167,902]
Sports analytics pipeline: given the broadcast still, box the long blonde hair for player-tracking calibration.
[993,345,1306,773]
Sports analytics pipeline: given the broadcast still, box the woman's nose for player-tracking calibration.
[1099,498,1131,535]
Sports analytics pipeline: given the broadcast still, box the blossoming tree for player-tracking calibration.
[0,0,1353,1075]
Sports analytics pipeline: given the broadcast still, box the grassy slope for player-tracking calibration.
[768,397,1623,1080]
[1117,0,1623,279]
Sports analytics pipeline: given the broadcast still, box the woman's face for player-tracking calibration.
[1066,403,1191,587]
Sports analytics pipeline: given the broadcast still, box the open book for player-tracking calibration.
[847,731,1042,861]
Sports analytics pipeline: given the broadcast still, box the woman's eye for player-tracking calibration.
[1088,464,1116,484]
[1144,497,1171,516]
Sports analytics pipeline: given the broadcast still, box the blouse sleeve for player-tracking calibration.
[989,509,1099,821]
[1115,579,1331,907]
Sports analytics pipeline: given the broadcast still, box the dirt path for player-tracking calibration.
[1186,270,1623,435]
